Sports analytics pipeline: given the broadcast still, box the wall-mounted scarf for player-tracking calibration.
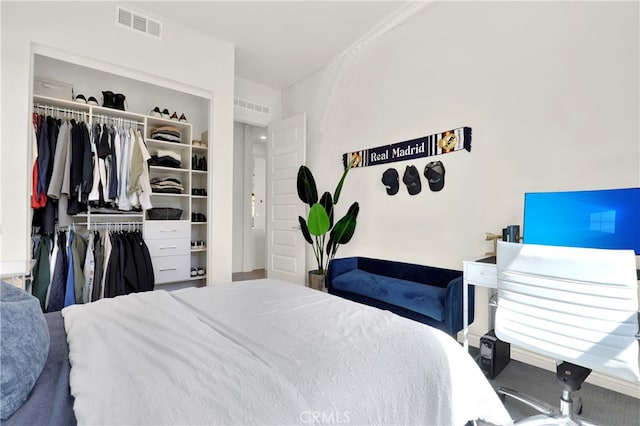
[343,126,471,168]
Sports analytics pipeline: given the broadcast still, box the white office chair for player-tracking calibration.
[495,241,640,425]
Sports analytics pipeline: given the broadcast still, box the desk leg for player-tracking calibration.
[463,278,469,351]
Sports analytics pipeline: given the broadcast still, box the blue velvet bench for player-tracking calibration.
[327,257,474,336]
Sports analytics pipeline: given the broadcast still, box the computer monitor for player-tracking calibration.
[523,188,640,255]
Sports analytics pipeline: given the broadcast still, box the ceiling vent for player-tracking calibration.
[234,98,270,115]
[116,6,162,39]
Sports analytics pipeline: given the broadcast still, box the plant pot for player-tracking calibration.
[308,270,326,291]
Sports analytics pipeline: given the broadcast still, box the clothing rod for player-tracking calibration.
[93,114,144,125]
[33,103,88,115]
[72,221,143,227]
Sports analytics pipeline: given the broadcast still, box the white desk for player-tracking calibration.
[462,257,497,350]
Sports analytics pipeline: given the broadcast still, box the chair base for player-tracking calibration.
[507,413,596,426]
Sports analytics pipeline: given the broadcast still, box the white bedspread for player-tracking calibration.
[62,279,512,426]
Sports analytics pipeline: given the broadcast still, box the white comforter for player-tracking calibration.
[62,279,512,425]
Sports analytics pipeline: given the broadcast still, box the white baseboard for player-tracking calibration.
[466,331,640,399]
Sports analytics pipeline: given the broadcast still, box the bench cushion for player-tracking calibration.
[331,269,446,321]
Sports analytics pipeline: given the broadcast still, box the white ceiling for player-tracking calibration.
[130,1,412,90]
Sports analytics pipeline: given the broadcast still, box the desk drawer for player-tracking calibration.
[144,221,189,240]
[464,261,498,288]
[146,238,190,257]
[151,254,190,284]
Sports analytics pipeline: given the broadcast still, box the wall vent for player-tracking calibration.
[234,98,270,115]
[116,6,162,39]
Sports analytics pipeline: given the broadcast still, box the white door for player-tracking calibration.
[266,114,306,284]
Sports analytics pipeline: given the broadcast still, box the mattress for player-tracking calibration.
[7,279,512,425]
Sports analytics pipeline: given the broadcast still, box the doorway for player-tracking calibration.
[232,121,267,277]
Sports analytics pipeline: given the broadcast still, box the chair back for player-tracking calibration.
[495,241,640,383]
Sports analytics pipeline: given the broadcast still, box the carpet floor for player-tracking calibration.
[478,353,640,425]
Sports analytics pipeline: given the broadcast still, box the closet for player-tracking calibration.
[30,54,211,305]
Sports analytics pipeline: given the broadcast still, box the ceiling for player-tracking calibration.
[130,1,413,90]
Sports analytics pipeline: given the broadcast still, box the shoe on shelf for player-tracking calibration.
[170,112,179,121]
[191,212,197,222]
[74,94,87,103]
[190,268,197,277]
[197,157,204,171]
[197,267,205,276]
[102,91,115,108]
[162,108,170,119]
[179,113,188,123]
[191,241,196,248]
[202,156,207,171]
[87,96,99,106]
[199,240,206,248]
[150,106,162,117]
[192,155,198,170]
[113,93,126,111]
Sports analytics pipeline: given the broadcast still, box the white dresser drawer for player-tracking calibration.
[144,221,189,240]
[463,261,497,288]
[151,254,190,284]
[146,238,190,257]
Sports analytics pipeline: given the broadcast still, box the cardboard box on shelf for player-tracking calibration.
[34,77,73,100]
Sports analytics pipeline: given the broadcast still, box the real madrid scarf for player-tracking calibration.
[343,127,471,168]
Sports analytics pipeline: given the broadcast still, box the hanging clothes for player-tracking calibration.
[31,235,51,311]
[82,232,95,304]
[64,231,75,307]
[92,231,104,302]
[47,231,68,313]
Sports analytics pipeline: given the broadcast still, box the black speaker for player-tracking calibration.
[479,330,510,379]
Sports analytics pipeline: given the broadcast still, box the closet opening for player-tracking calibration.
[30,51,213,296]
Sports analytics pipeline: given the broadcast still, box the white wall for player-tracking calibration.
[234,76,282,126]
[1,2,235,282]
[283,1,639,335]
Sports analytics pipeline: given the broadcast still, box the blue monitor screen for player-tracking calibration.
[523,188,640,254]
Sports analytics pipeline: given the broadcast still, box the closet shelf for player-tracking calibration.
[191,170,207,175]
[34,94,147,121]
[76,213,144,218]
[34,94,89,112]
[150,193,190,198]
[147,115,192,129]
[149,165,190,173]
[145,139,191,150]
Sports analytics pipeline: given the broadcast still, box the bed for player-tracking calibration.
[3,279,512,425]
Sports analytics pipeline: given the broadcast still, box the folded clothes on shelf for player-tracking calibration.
[150,149,182,168]
[150,177,184,194]
[150,125,182,143]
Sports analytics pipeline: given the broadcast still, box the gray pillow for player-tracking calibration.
[0,281,50,420]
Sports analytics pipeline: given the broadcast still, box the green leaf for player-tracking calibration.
[307,203,330,236]
[298,216,313,244]
[333,157,356,205]
[327,202,359,255]
[297,166,318,206]
[319,192,334,228]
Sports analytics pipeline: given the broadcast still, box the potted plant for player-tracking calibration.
[297,159,359,290]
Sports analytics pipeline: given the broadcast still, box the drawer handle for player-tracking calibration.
[159,267,177,272]
[160,229,177,232]
[159,246,177,250]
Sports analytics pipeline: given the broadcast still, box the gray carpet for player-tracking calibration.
[471,349,640,425]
